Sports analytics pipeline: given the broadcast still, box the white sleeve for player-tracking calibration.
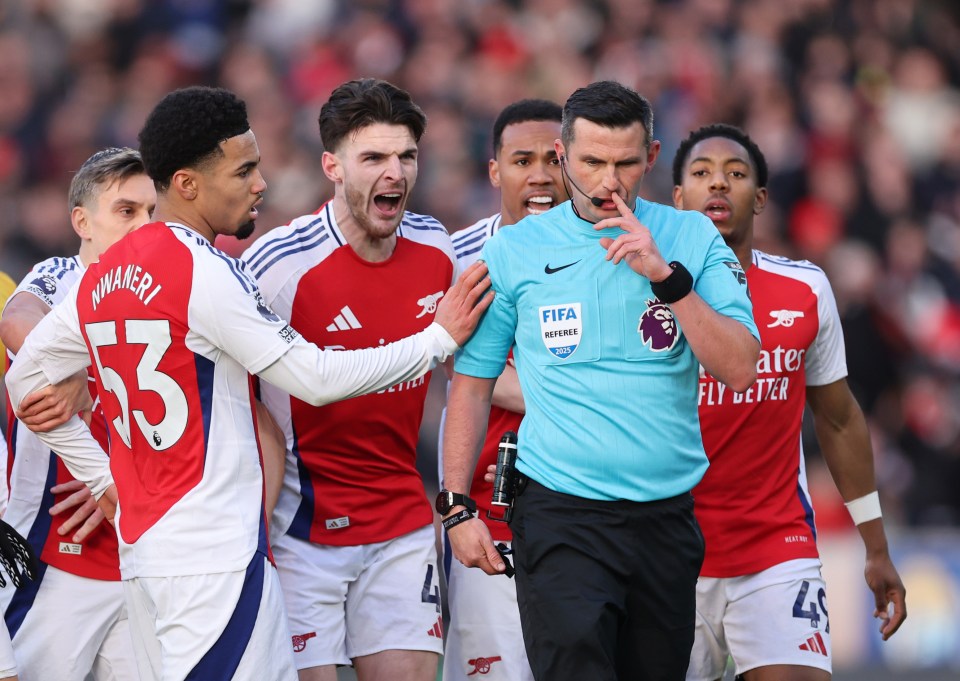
[189,250,305,375]
[11,257,78,309]
[11,285,90,385]
[188,247,460,401]
[258,321,459,406]
[5,293,113,498]
[805,273,848,386]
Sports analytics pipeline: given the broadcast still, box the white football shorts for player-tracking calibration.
[0,565,136,681]
[687,558,832,681]
[124,552,296,681]
[273,524,444,671]
[442,537,533,681]
[0,620,14,680]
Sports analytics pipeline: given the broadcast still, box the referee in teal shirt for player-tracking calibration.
[441,81,760,681]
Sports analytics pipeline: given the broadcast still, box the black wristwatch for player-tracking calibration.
[435,490,477,515]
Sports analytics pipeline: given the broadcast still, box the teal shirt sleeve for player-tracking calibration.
[454,232,516,378]
[684,212,760,342]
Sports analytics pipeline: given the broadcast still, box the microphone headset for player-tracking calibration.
[559,155,604,208]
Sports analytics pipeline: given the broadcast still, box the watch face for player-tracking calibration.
[435,492,452,514]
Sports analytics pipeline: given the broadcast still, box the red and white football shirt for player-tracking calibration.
[4,256,120,580]
[68,223,297,577]
[10,221,460,577]
[244,204,456,546]
[696,250,846,577]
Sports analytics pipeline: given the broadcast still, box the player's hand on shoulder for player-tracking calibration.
[435,261,494,346]
[446,515,506,576]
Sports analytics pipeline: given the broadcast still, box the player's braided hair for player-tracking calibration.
[318,78,426,154]
[0,519,39,588]
[672,123,768,188]
[138,86,250,190]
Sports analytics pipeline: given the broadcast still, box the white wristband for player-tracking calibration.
[845,491,882,525]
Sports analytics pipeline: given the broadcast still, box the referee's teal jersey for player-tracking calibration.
[454,199,759,502]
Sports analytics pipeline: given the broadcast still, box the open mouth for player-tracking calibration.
[525,195,556,215]
[704,200,731,221]
[374,192,403,216]
[250,195,264,220]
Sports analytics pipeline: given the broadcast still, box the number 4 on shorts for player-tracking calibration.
[421,564,440,613]
[792,580,830,633]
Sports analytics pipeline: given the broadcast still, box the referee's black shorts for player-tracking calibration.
[510,477,704,681]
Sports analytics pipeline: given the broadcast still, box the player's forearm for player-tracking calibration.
[855,517,892,558]
[815,414,878,503]
[490,363,525,414]
[443,374,495,496]
[810,380,879,503]
[259,322,459,407]
[670,292,759,392]
[48,421,114,502]
[810,382,895,558]
[0,293,50,355]
[7,358,113,498]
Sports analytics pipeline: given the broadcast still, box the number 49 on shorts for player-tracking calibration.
[792,580,829,633]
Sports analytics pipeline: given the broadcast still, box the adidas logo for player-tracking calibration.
[427,616,443,639]
[326,306,362,332]
[798,632,828,656]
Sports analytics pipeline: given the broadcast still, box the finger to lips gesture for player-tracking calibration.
[594,192,671,281]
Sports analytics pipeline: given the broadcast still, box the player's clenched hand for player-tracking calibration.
[16,370,93,433]
[446,516,506,576]
[50,479,105,543]
[435,261,494,346]
[594,192,672,282]
[865,552,907,640]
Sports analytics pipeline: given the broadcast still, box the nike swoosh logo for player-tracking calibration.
[544,260,581,275]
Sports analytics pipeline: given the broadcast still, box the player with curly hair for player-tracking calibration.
[6,86,491,681]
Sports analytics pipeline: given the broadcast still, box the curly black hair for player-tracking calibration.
[138,86,250,190]
[672,123,768,188]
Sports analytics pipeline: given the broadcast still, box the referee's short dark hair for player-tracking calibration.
[561,81,654,150]
[138,86,250,191]
[492,99,563,157]
[319,78,427,154]
[672,124,768,188]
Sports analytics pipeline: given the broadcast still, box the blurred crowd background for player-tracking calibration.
[1,0,960,535]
